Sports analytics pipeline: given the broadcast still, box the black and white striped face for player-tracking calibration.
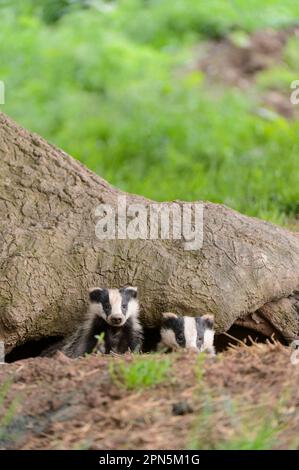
[89,287,138,327]
[160,312,215,354]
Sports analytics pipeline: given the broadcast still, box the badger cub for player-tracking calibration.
[63,286,143,357]
[156,312,215,354]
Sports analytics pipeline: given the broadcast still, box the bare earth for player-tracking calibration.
[196,27,299,119]
[0,342,298,450]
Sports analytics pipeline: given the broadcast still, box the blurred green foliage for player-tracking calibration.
[0,0,298,223]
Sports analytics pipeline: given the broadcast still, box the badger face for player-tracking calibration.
[89,286,138,327]
[160,312,215,354]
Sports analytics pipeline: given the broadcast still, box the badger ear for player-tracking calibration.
[202,314,214,329]
[89,288,103,303]
[162,312,178,319]
[122,286,138,299]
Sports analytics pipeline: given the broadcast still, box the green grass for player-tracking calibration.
[0,1,298,224]
[0,379,18,442]
[12,0,299,43]
[109,355,171,391]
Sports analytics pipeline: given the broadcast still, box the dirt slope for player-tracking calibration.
[0,342,298,450]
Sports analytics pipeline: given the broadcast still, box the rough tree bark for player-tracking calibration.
[0,112,298,353]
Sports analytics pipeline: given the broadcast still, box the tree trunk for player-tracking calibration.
[0,112,298,353]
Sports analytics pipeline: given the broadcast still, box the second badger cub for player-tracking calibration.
[63,286,143,357]
[158,312,215,354]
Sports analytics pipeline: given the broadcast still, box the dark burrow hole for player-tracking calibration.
[215,324,284,352]
[5,336,63,363]
[5,325,285,363]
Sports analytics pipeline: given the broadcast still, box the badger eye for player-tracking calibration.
[177,334,184,343]
[121,303,126,310]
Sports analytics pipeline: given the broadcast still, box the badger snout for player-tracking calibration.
[109,315,125,326]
